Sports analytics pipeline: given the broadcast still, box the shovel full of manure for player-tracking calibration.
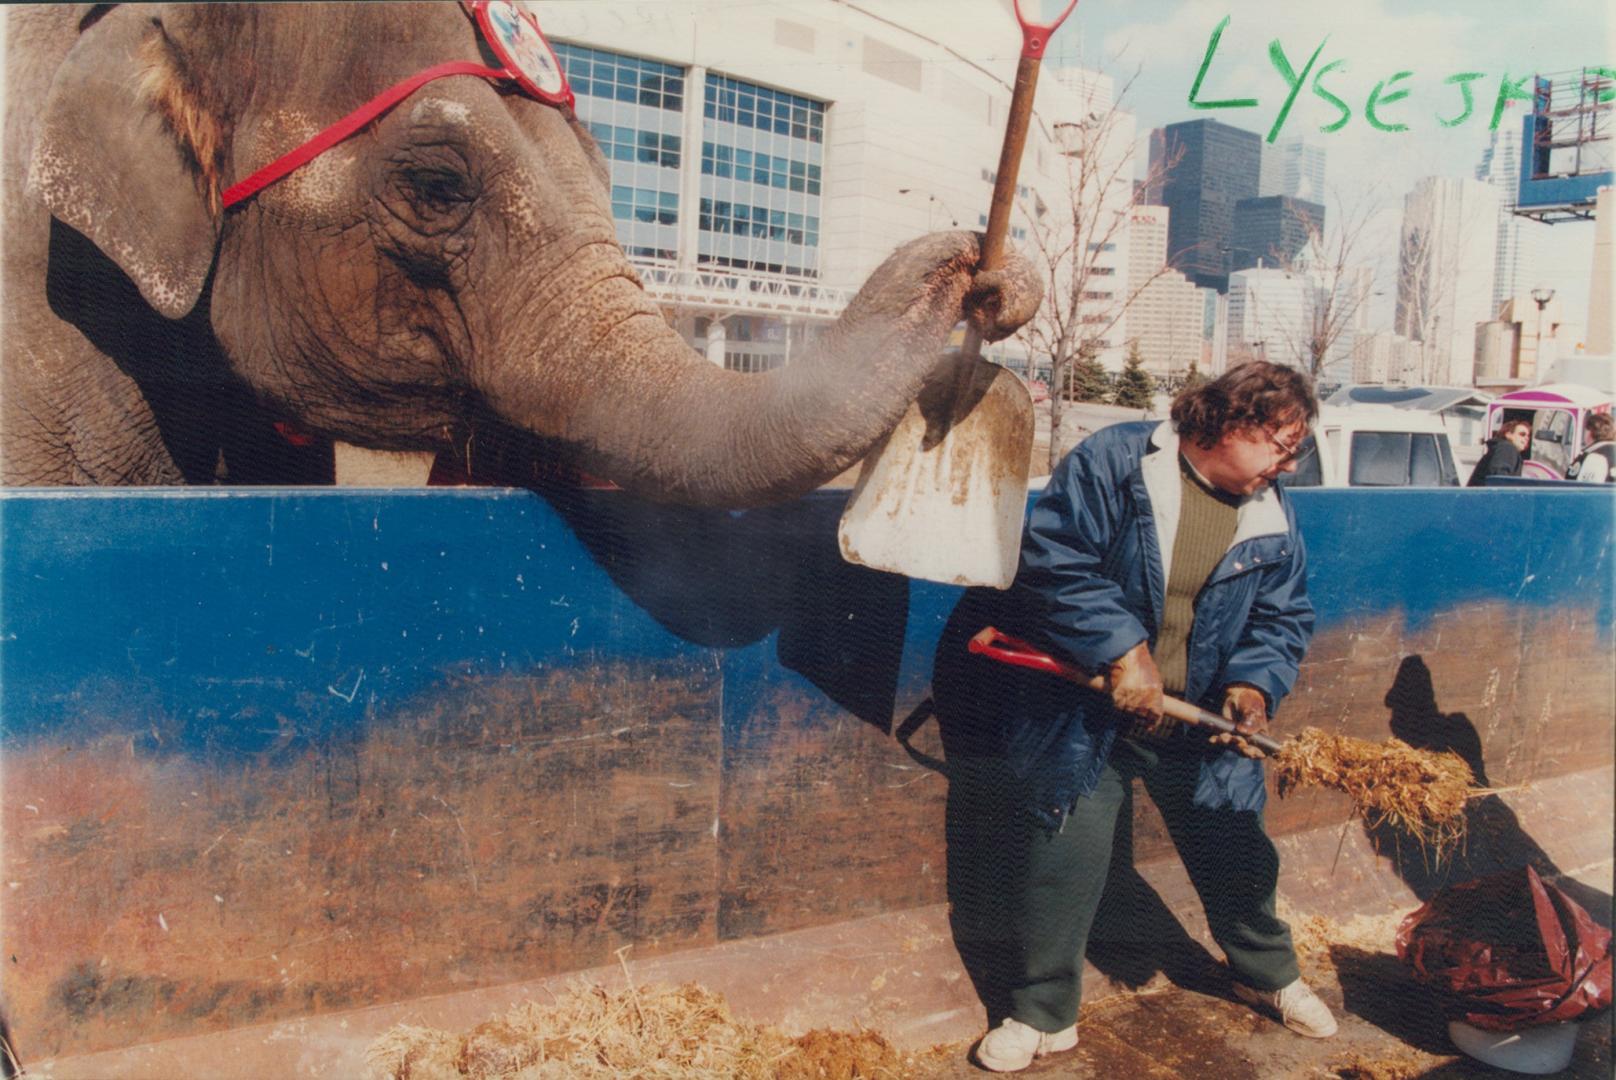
[969,627,1479,857]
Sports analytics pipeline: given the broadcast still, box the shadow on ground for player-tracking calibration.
[1331,944,1452,1054]
[1369,656,1613,929]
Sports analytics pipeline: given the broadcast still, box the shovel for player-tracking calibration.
[838,0,1080,590]
[970,627,1486,858]
[967,626,1285,756]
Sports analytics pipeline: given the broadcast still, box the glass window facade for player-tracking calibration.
[700,74,826,276]
[976,213,1025,242]
[703,76,824,142]
[698,199,818,247]
[553,43,685,260]
[1150,120,1265,291]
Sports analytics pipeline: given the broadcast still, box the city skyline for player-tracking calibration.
[1045,0,1608,349]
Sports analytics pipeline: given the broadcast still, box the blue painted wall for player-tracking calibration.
[3,486,1611,751]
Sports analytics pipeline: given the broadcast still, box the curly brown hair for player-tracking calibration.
[1584,412,1614,443]
[1170,361,1319,449]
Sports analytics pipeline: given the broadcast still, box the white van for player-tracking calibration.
[1283,405,1461,488]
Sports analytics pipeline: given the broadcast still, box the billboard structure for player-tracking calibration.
[1515,67,1613,224]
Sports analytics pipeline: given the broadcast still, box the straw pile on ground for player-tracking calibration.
[1327,1049,1436,1080]
[1272,727,1477,859]
[365,981,906,1079]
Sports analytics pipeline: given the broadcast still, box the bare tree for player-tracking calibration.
[1014,69,1181,470]
[1395,222,1447,384]
[1264,189,1381,380]
[1393,181,1498,386]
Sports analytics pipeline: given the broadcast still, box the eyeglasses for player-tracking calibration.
[1262,426,1310,466]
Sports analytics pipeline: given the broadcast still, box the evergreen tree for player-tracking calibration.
[1180,363,1208,393]
[1064,345,1110,403]
[1112,343,1156,409]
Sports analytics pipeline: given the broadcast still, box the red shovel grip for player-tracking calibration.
[968,626,1106,689]
[967,627,1284,756]
[1012,0,1079,59]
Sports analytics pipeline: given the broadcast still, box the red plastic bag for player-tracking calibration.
[1396,865,1612,1031]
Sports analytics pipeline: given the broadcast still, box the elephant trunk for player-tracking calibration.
[475,232,995,508]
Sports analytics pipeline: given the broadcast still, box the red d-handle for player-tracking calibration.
[967,627,1284,756]
[1013,0,1080,59]
[968,627,1103,688]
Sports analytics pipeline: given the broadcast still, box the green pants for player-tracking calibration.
[948,736,1299,1033]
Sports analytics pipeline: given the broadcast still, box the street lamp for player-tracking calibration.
[1529,286,1555,379]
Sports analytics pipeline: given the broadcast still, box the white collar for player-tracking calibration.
[1142,422,1291,582]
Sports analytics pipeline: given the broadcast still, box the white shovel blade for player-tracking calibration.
[838,362,1032,588]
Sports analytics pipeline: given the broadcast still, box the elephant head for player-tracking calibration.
[14,3,1041,504]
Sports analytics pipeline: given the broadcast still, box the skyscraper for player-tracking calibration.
[1324,265,1375,381]
[1475,122,1532,316]
[1229,195,1325,274]
[1395,177,1499,386]
[1127,205,1169,279]
[1259,137,1327,202]
[1148,119,1263,292]
[1125,206,1205,379]
[1226,266,1316,369]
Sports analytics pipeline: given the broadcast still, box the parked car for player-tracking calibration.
[1283,405,1460,488]
[1483,384,1614,480]
[1325,384,1493,474]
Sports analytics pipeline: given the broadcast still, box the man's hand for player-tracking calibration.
[1108,642,1166,733]
[1212,684,1269,759]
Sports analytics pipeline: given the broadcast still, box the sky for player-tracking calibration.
[1038,0,1614,340]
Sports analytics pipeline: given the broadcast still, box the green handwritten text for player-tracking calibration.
[1187,16,1608,140]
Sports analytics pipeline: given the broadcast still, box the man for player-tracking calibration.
[974,361,1334,1073]
[1565,412,1615,483]
[1467,419,1531,486]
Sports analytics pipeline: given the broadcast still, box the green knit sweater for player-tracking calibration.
[1155,455,1241,695]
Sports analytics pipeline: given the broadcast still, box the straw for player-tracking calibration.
[365,981,907,1079]
[1271,727,1477,860]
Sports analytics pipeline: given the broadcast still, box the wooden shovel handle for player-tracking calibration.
[962,3,1073,361]
[967,627,1285,756]
[978,0,1078,271]
[979,53,1043,276]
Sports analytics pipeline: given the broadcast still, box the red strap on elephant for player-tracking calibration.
[222,1,573,209]
[221,62,510,208]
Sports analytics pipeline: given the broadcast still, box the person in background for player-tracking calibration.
[971,361,1335,1074]
[1467,419,1531,487]
[1565,412,1615,483]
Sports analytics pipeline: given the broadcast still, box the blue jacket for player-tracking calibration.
[1004,420,1314,828]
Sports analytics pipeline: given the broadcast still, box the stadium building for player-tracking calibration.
[541,0,1138,377]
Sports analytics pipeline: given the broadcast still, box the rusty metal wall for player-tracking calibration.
[2,486,1611,1059]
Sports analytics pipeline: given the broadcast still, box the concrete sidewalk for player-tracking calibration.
[911,923,1614,1077]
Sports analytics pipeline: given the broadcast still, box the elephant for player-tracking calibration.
[1,3,1042,505]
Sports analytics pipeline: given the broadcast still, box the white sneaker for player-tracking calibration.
[1233,978,1339,1038]
[975,1017,1079,1072]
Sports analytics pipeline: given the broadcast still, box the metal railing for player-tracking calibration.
[628,257,854,321]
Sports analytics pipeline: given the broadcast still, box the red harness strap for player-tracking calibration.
[220,60,510,209]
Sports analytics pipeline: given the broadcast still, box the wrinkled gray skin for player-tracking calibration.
[1,4,1041,504]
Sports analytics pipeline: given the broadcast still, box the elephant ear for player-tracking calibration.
[26,5,220,320]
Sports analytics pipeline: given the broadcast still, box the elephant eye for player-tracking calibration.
[402,166,475,214]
